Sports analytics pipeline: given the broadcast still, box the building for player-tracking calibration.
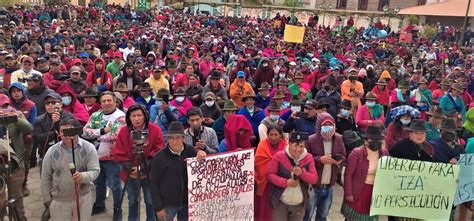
[271,0,428,11]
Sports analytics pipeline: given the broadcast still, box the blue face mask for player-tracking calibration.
[61,96,72,106]
[321,125,334,133]
[341,109,350,117]
[366,101,376,108]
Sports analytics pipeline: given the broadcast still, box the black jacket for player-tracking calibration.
[150,143,197,211]
[389,138,435,162]
[32,110,75,158]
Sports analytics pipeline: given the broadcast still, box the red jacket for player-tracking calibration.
[43,72,64,91]
[344,146,388,200]
[371,86,390,106]
[385,122,410,150]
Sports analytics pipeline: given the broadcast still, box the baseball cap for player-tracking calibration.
[0,94,9,106]
[50,59,61,65]
[70,66,82,74]
[79,52,89,58]
[237,71,245,78]
[45,92,61,101]
[67,45,75,51]
[216,63,224,71]
[25,73,43,82]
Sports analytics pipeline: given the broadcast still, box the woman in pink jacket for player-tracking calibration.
[267,132,318,221]
[355,91,385,132]
[342,125,389,220]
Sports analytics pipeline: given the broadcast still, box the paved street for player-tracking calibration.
[23,166,346,221]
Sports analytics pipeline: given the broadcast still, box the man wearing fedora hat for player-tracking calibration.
[316,77,341,118]
[425,106,445,141]
[256,82,272,109]
[390,119,435,162]
[135,82,156,112]
[82,88,101,115]
[238,90,266,140]
[202,71,228,104]
[150,88,179,133]
[288,72,312,100]
[115,82,136,110]
[270,78,291,102]
[430,118,465,164]
[258,101,285,140]
[150,121,206,221]
[185,74,204,107]
[281,95,302,121]
[432,78,452,103]
[65,66,88,96]
[212,100,238,142]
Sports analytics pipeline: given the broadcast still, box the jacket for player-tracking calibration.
[283,115,317,135]
[267,148,318,208]
[135,95,156,112]
[230,80,254,108]
[238,106,266,138]
[385,121,410,150]
[463,108,474,134]
[9,82,36,125]
[149,102,178,133]
[150,144,197,211]
[32,110,75,158]
[355,104,385,132]
[430,139,465,163]
[344,146,388,200]
[56,83,90,124]
[86,58,113,92]
[439,93,466,119]
[1,111,33,162]
[315,89,341,118]
[43,72,65,91]
[389,138,435,162]
[184,126,219,154]
[371,85,390,106]
[27,84,54,117]
[212,116,226,142]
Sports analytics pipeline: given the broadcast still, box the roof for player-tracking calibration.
[398,0,474,17]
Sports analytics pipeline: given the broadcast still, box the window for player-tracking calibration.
[337,0,347,9]
[418,0,427,5]
[378,0,390,11]
[358,0,368,10]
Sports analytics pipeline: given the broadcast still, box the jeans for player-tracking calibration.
[94,160,122,209]
[127,178,155,221]
[160,207,188,221]
[303,186,333,221]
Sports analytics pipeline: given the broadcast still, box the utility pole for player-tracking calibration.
[459,0,472,46]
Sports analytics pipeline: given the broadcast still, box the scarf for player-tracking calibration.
[368,104,383,120]
[224,115,253,151]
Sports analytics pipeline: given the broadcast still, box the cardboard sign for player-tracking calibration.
[284,25,305,43]
[454,154,474,206]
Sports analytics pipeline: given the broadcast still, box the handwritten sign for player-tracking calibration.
[187,149,254,221]
[284,25,305,44]
[370,156,460,220]
[454,154,474,206]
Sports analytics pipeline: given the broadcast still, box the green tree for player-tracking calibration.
[283,0,302,7]
[407,15,419,25]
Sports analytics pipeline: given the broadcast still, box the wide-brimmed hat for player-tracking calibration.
[451,83,464,92]
[173,87,186,96]
[83,88,98,98]
[167,121,185,136]
[375,79,387,86]
[363,125,384,140]
[398,79,410,89]
[222,100,239,111]
[209,71,222,79]
[258,82,272,91]
[439,118,461,131]
[267,101,281,111]
[440,79,452,86]
[339,99,352,109]
[241,91,257,102]
[138,82,152,91]
[294,72,304,79]
[290,95,301,105]
[277,78,289,86]
[114,83,129,93]
[426,106,445,118]
[155,88,173,101]
[273,90,286,100]
[365,91,378,101]
[406,119,428,132]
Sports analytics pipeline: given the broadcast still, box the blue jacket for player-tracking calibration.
[135,94,156,112]
[149,102,178,133]
[430,138,465,163]
[283,115,317,135]
[237,107,266,139]
[255,93,270,109]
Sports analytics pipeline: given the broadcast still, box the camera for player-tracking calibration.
[131,129,148,147]
[0,108,18,125]
[333,154,344,161]
[62,127,83,137]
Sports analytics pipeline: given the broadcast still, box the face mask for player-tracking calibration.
[400,119,411,126]
[368,140,382,151]
[441,131,456,143]
[269,114,280,121]
[61,96,72,106]
[321,125,335,140]
[291,106,301,112]
[175,96,185,103]
[262,63,268,67]
[341,109,350,117]
[205,100,214,107]
[323,85,330,91]
[321,125,334,133]
[366,101,376,108]
[279,73,286,79]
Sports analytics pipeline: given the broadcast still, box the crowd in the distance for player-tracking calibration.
[0,2,472,221]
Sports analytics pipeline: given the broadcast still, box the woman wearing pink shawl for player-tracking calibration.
[169,87,193,125]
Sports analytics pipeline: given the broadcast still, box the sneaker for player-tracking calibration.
[22,186,30,197]
[91,206,106,216]
[113,208,122,221]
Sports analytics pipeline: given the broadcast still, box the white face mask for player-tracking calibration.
[269,114,280,121]
[175,96,185,103]
[279,73,286,79]
[205,100,214,107]
[262,63,268,67]
[291,106,301,112]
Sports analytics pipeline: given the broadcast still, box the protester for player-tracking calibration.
[113,104,164,221]
[431,118,465,164]
[150,88,178,133]
[199,92,221,127]
[355,91,384,133]
[219,114,253,152]
[41,119,100,220]
[267,131,318,221]
[184,107,219,154]
[82,91,126,218]
[254,125,287,221]
[212,100,238,142]
[341,125,388,220]
[389,119,435,162]
[26,73,53,116]
[82,88,101,116]
[150,121,206,221]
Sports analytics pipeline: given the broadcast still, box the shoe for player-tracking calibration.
[113,208,122,221]
[22,186,30,197]
[91,206,106,216]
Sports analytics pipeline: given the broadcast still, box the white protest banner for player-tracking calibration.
[454,154,474,206]
[370,156,460,220]
[187,149,254,221]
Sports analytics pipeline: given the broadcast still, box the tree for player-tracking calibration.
[283,0,302,7]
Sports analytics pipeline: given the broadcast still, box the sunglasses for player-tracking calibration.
[46,101,59,105]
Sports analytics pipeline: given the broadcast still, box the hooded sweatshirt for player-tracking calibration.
[86,58,113,92]
[56,83,90,124]
[9,82,37,124]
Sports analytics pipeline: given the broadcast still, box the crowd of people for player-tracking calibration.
[0,2,472,221]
